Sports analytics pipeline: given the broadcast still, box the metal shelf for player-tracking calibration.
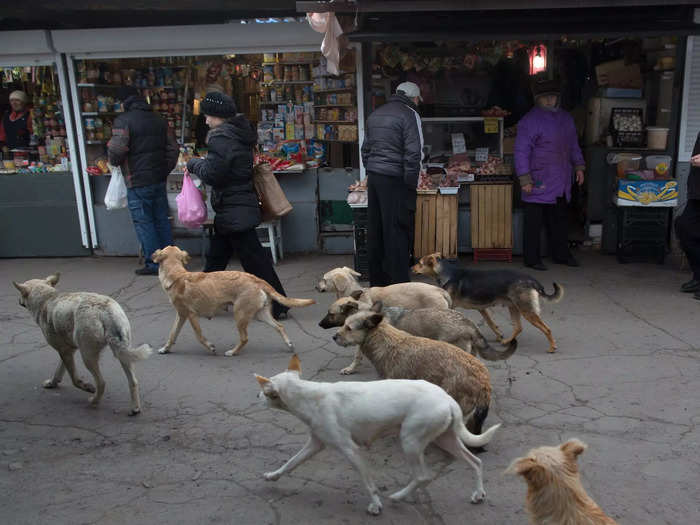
[313,120,357,124]
[313,104,355,108]
[313,87,355,93]
[82,112,123,116]
[77,84,179,89]
[261,80,314,86]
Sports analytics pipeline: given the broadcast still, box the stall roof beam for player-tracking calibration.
[297,0,700,12]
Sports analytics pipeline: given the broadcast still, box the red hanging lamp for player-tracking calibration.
[529,44,547,75]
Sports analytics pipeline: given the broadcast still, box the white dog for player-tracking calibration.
[13,273,152,415]
[315,266,363,298]
[255,355,500,515]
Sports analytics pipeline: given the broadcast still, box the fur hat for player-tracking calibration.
[200,92,237,118]
[532,79,561,98]
[9,90,28,103]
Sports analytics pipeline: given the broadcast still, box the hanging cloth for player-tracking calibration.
[307,12,344,75]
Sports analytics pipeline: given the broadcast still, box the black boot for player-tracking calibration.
[681,279,700,293]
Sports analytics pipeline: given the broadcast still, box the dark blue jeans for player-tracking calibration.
[127,182,173,270]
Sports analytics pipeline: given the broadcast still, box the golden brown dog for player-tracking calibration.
[333,308,493,435]
[153,246,315,356]
[507,439,618,525]
[315,266,363,298]
[412,253,563,353]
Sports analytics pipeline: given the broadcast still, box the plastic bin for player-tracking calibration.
[645,154,672,177]
[647,127,669,150]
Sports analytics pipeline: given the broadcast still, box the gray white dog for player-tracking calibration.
[13,273,152,415]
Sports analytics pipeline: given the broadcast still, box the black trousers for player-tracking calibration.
[367,173,416,287]
[523,197,572,266]
[675,199,700,280]
[204,227,288,315]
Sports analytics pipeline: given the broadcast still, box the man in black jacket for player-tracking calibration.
[108,87,179,275]
[361,82,423,286]
[675,132,700,300]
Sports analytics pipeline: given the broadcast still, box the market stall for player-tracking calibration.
[348,36,684,267]
[0,30,89,257]
[54,21,365,256]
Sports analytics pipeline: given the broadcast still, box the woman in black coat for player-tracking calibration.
[187,92,289,318]
[675,131,700,300]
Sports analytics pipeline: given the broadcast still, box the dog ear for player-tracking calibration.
[332,273,350,294]
[350,290,364,301]
[180,250,191,265]
[370,301,383,313]
[45,273,60,286]
[287,354,301,375]
[364,313,384,329]
[341,302,358,314]
[152,249,163,263]
[560,439,587,459]
[506,457,546,485]
[12,281,28,295]
[254,374,271,387]
[343,266,361,278]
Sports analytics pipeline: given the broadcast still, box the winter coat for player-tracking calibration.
[186,116,261,234]
[107,98,178,188]
[514,106,585,204]
[688,132,700,201]
[361,93,423,188]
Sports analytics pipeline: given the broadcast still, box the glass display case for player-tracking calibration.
[422,117,504,159]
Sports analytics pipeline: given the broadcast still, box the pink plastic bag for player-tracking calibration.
[176,170,207,229]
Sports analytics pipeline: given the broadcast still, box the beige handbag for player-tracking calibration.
[253,162,293,222]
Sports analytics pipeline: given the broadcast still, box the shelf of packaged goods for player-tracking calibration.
[313,87,355,93]
[261,81,314,86]
[313,120,357,124]
[313,104,355,108]
[82,112,124,116]
[85,140,106,145]
[260,62,318,66]
[77,84,178,89]
[317,139,358,144]
[314,72,355,78]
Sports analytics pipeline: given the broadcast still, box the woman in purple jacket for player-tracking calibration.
[514,79,585,271]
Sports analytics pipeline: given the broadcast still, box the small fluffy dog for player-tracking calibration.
[319,298,517,362]
[153,246,315,356]
[507,439,618,525]
[412,252,564,353]
[13,274,151,415]
[333,309,492,435]
[256,355,500,515]
[316,266,452,309]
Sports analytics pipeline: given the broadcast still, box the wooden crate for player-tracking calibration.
[470,183,513,260]
[414,192,458,259]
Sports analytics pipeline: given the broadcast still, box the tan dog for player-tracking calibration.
[315,266,363,298]
[153,246,315,356]
[507,439,618,525]
[413,253,563,353]
[319,298,517,362]
[13,274,151,415]
[333,309,492,435]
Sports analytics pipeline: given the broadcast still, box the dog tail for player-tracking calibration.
[453,403,500,449]
[121,343,153,362]
[474,338,518,362]
[105,315,152,362]
[539,282,564,303]
[265,287,316,308]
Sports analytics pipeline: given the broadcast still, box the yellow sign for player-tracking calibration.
[484,117,499,134]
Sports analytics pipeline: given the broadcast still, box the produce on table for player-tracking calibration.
[481,105,511,117]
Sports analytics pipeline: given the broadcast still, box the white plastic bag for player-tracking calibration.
[104,165,127,210]
[307,12,343,75]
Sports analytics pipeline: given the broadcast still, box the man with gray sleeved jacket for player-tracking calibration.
[361,82,423,286]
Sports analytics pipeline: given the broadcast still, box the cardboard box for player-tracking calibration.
[616,179,678,206]
[596,60,643,89]
[503,136,516,154]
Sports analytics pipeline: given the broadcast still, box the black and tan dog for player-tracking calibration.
[412,253,564,353]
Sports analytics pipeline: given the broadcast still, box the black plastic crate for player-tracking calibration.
[616,206,669,263]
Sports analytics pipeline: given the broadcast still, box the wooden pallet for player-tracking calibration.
[414,193,458,259]
[470,183,513,262]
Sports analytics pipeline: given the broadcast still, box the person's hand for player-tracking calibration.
[576,170,585,186]
[691,154,700,168]
[522,183,533,193]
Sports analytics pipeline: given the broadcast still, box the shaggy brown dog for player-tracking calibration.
[507,439,618,525]
[412,252,563,353]
[333,309,493,435]
[153,246,315,356]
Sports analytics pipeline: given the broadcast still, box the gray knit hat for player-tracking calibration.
[200,92,237,118]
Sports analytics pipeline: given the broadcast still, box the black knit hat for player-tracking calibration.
[532,79,561,98]
[200,92,237,118]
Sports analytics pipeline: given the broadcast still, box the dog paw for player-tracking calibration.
[548,347,557,353]
[366,501,383,515]
[224,349,239,357]
[263,471,280,481]
[286,343,294,352]
[128,408,141,417]
[470,489,486,504]
[157,346,170,355]
[207,344,216,354]
[339,367,356,375]
[42,379,59,389]
[78,381,96,393]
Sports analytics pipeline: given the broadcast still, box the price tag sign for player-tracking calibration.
[451,133,467,154]
[484,117,499,134]
[475,147,489,162]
